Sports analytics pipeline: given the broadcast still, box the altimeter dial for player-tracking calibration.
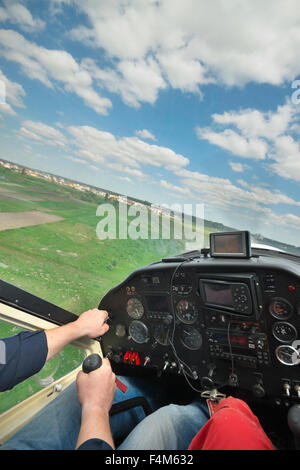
[176,299,198,324]
[127,297,144,319]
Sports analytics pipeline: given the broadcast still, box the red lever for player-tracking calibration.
[115,377,127,393]
[134,352,141,365]
[124,351,132,363]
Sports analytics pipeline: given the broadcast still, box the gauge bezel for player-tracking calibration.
[126,297,144,319]
[179,325,202,350]
[128,320,149,344]
[275,344,299,366]
[269,297,293,321]
[175,299,198,325]
[272,321,297,343]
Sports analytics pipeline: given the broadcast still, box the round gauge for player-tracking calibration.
[179,326,202,350]
[269,298,293,320]
[128,320,149,344]
[154,324,171,346]
[272,322,297,343]
[126,297,144,319]
[115,323,126,337]
[275,345,300,366]
[176,300,198,324]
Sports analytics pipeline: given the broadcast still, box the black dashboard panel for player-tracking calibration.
[99,254,300,404]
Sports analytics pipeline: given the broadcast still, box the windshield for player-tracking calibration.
[1,0,300,315]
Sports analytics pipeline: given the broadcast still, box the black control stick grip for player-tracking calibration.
[82,354,102,374]
[287,404,300,450]
[82,354,128,393]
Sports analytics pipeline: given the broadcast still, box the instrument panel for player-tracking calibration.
[99,254,300,405]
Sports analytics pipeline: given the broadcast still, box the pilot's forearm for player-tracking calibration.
[76,405,115,450]
[44,320,82,362]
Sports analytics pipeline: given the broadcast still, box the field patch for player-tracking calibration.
[0,210,65,231]
[0,185,43,202]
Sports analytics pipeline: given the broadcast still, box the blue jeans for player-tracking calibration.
[119,401,210,450]
[1,376,209,450]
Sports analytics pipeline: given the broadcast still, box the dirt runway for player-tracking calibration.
[0,211,64,231]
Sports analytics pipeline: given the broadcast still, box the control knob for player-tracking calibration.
[252,382,266,398]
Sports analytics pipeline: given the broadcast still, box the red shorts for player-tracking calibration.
[188,397,274,450]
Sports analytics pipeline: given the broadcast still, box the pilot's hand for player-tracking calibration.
[76,358,116,414]
[75,308,109,338]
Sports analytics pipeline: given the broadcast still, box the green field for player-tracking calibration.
[0,166,212,413]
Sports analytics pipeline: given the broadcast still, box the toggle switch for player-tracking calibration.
[143,356,150,366]
[283,382,291,397]
[294,384,300,399]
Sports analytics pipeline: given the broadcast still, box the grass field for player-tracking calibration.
[0,165,212,413]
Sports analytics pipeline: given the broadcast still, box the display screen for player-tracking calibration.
[202,281,233,307]
[213,234,243,254]
[146,295,169,312]
[214,333,249,348]
[210,231,251,258]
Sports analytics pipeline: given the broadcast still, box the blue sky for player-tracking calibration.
[1,0,300,245]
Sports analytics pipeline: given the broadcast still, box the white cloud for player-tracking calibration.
[162,168,300,241]
[212,103,296,140]
[270,135,300,181]
[67,124,189,172]
[18,120,68,148]
[4,1,300,114]
[65,155,87,165]
[105,162,146,180]
[229,161,250,173]
[160,179,191,195]
[53,0,300,105]
[82,57,166,108]
[0,29,112,115]
[0,68,26,116]
[117,175,133,183]
[135,129,157,141]
[196,126,268,160]
[196,102,300,182]
[174,168,300,214]
[0,0,45,32]
[16,120,189,179]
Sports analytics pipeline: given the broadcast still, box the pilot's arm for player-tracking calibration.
[0,308,109,392]
[75,358,116,450]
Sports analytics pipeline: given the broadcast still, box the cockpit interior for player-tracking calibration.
[2,231,300,449]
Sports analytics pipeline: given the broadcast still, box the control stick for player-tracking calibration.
[82,354,127,393]
[287,404,300,450]
[201,363,216,390]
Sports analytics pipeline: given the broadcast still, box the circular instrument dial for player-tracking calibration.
[115,323,126,337]
[272,322,297,343]
[269,298,293,320]
[176,299,198,324]
[179,326,202,350]
[128,320,149,344]
[275,345,300,366]
[126,297,144,319]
